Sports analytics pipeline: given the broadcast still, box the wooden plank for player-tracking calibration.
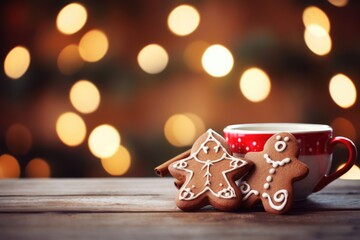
[0,178,175,196]
[0,179,359,212]
[0,211,359,240]
[0,178,358,196]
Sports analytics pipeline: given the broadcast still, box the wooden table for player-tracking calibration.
[0,178,359,239]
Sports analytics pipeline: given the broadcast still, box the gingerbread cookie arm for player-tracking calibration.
[233,157,253,180]
[168,158,192,187]
[154,149,191,177]
[291,159,309,181]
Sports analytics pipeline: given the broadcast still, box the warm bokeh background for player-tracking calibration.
[0,0,359,178]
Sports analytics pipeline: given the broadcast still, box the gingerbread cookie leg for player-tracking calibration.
[239,181,260,208]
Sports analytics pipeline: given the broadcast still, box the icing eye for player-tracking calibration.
[284,137,289,142]
[213,145,220,153]
[275,140,287,152]
[276,135,281,140]
[202,146,209,154]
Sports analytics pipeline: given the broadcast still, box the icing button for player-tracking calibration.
[264,183,270,189]
[269,168,276,174]
[266,176,272,182]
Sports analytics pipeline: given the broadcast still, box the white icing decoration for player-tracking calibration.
[238,138,241,142]
[252,141,257,146]
[218,187,236,198]
[276,135,281,140]
[284,137,289,142]
[202,160,213,186]
[264,183,270,189]
[179,188,195,200]
[246,147,249,151]
[173,129,248,201]
[219,183,223,187]
[275,140,287,152]
[262,190,289,211]
[173,160,188,169]
[264,154,291,168]
[266,176,272,182]
[192,185,195,188]
[269,168,276,174]
[240,181,259,201]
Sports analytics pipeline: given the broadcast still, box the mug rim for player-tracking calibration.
[224,123,332,134]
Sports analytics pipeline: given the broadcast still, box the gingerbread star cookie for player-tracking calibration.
[239,132,309,214]
[168,129,253,211]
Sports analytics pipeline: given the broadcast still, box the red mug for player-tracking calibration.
[223,123,357,200]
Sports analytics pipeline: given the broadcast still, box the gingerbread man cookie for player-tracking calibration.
[168,129,253,211]
[239,132,308,214]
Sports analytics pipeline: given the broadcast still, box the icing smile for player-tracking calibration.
[264,154,291,168]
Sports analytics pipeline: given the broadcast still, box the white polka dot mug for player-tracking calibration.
[224,123,357,200]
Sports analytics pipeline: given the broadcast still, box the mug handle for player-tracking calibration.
[313,136,357,192]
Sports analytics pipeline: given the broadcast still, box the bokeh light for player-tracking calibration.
[302,6,330,33]
[304,24,332,56]
[329,73,357,108]
[338,164,360,180]
[185,113,206,138]
[5,123,32,155]
[56,112,87,147]
[164,114,196,147]
[184,40,209,72]
[202,44,234,77]
[56,3,87,35]
[25,158,51,178]
[4,46,31,79]
[57,44,84,75]
[101,145,131,176]
[69,80,101,114]
[167,5,200,36]
[79,29,109,62]
[0,154,20,178]
[331,117,357,141]
[88,124,121,158]
[137,44,169,74]
[328,0,348,7]
[239,67,271,102]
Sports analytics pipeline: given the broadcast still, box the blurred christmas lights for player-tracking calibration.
[329,74,357,108]
[56,112,87,147]
[239,68,271,103]
[101,145,131,176]
[69,80,101,114]
[137,44,169,74]
[25,158,51,178]
[56,2,87,35]
[88,124,120,158]
[167,5,200,36]
[79,29,109,62]
[4,46,31,79]
[202,44,234,77]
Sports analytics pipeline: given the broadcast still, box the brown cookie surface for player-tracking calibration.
[239,132,309,214]
[168,129,253,211]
